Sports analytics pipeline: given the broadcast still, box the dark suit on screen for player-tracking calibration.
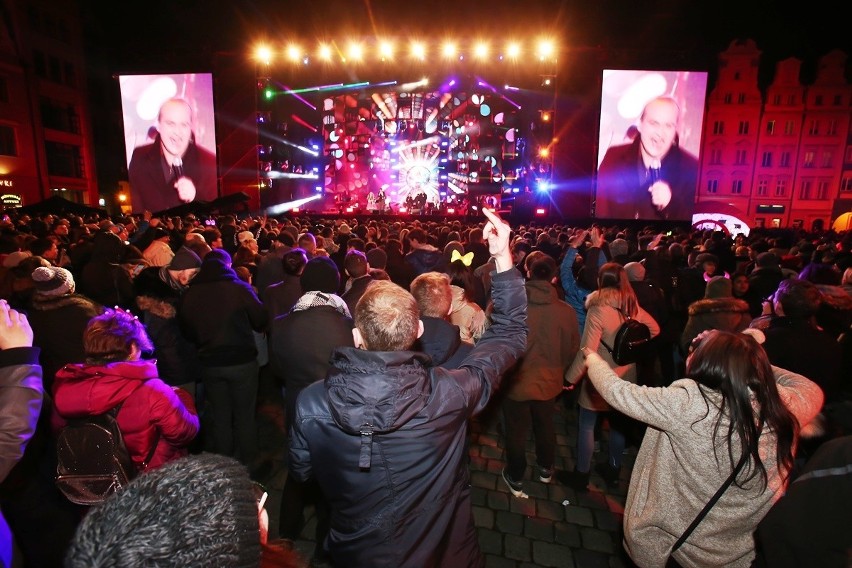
[595,137,698,221]
[128,135,218,214]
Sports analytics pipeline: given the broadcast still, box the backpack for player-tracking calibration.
[600,309,652,366]
[55,397,155,505]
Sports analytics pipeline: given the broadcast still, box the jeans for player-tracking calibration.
[576,406,625,474]
[200,360,259,465]
[502,398,557,481]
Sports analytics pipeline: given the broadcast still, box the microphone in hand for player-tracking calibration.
[172,158,184,182]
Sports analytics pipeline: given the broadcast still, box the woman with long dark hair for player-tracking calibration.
[577,329,823,567]
[564,262,660,489]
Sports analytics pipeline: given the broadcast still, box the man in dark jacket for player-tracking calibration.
[403,228,444,276]
[178,249,267,471]
[409,271,474,369]
[289,210,527,567]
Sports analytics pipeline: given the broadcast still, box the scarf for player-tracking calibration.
[292,291,351,318]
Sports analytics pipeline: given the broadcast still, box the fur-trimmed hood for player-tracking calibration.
[29,293,99,312]
[687,296,750,317]
[584,287,623,310]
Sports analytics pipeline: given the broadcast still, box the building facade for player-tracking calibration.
[0,0,98,208]
[697,39,851,231]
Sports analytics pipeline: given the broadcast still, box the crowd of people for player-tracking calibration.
[0,206,849,567]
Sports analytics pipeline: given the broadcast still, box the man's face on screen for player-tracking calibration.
[158,100,193,159]
[638,99,679,161]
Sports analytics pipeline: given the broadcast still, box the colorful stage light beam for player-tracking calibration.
[282,81,369,96]
[475,76,522,110]
[265,194,323,216]
[290,114,318,133]
[277,84,316,110]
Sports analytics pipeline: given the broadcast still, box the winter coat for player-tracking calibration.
[505,280,579,402]
[0,347,42,568]
[262,274,302,319]
[564,288,660,412]
[134,267,202,388]
[584,353,823,568]
[26,293,102,389]
[404,247,444,276]
[269,304,354,429]
[178,257,267,367]
[449,285,487,343]
[289,269,527,568]
[680,297,752,353]
[53,360,199,470]
[414,316,473,370]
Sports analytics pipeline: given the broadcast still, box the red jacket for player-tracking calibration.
[52,360,199,471]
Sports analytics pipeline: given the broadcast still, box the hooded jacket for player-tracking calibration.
[53,360,199,470]
[289,269,527,568]
[178,257,267,366]
[564,287,661,411]
[505,279,579,401]
[681,297,752,353]
[414,316,473,370]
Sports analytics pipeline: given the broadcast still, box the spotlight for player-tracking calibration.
[348,42,364,61]
[255,46,272,65]
[318,44,333,61]
[285,45,301,62]
[539,147,550,158]
[506,42,520,58]
[536,39,555,59]
[541,111,551,122]
[441,42,457,59]
[379,40,394,60]
[411,41,426,60]
[474,42,489,59]
[535,207,547,215]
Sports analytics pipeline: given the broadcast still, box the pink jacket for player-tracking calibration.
[53,360,199,471]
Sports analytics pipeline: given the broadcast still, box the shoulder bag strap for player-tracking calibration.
[669,447,751,556]
[599,307,628,354]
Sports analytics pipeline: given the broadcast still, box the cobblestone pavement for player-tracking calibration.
[255,371,640,568]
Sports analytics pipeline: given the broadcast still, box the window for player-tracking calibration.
[827,120,838,136]
[45,141,85,178]
[799,180,812,200]
[814,95,823,106]
[33,50,46,78]
[48,56,62,83]
[757,178,768,196]
[63,62,77,88]
[780,152,791,167]
[761,152,773,167]
[724,93,732,104]
[816,181,829,200]
[738,93,746,104]
[788,95,796,105]
[731,180,743,194]
[40,99,81,134]
[765,120,775,135]
[706,179,718,194]
[738,121,749,135]
[775,179,787,197]
[841,175,852,192]
[773,94,782,105]
[821,151,832,168]
[0,76,8,104]
[713,121,725,135]
[785,120,795,135]
[808,120,819,136]
[710,148,723,164]
[834,94,843,106]
[803,151,815,168]
[0,125,17,156]
[735,149,748,165]
[846,146,852,163]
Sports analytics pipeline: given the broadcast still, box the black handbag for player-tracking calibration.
[665,449,750,567]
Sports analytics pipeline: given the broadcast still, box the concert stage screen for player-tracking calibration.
[257,77,553,215]
[594,69,707,222]
[118,73,218,214]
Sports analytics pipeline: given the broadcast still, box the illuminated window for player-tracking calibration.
[757,179,768,196]
[821,151,832,168]
[765,120,775,135]
[775,179,787,197]
[803,151,815,168]
[841,175,852,192]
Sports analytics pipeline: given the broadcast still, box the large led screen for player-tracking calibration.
[595,69,707,221]
[119,73,218,214]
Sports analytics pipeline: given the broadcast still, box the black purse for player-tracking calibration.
[665,449,750,567]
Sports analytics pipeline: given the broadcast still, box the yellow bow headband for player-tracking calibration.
[450,249,474,267]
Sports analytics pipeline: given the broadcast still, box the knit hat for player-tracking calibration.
[237,230,255,244]
[31,266,75,297]
[300,256,340,293]
[623,262,646,282]
[705,275,733,298]
[65,454,261,568]
[366,247,387,270]
[168,246,202,270]
[3,251,32,268]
